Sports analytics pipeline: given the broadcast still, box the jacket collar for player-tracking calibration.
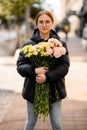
[30,28,60,43]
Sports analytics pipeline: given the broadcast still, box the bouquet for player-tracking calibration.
[21,38,66,118]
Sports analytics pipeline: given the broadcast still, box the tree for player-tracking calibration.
[0,0,42,49]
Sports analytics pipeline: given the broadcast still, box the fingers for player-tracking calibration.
[44,67,48,70]
[35,67,49,74]
[36,74,46,84]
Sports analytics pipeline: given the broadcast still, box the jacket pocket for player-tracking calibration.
[55,78,67,99]
[22,77,35,102]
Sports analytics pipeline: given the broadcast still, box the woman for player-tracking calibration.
[17,10,70,130]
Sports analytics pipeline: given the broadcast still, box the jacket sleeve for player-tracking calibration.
[16,40,36,78]
[45,40,70,83]
[16,52,36,78]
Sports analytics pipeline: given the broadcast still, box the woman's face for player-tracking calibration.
[37,14,53,35]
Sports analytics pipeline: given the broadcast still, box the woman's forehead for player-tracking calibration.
[38,14,52,20]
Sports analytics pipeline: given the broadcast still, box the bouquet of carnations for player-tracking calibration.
[21,38,66,118]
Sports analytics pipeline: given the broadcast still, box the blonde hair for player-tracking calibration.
[36,10,54,25]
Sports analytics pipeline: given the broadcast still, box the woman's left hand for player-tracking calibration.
[36,74,46,84]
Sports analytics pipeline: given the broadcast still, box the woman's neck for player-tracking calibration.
[40,32,50,40]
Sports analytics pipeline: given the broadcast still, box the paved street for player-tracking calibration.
[0,29,16,43]
[0,29,16,56]
[0,35,87,130]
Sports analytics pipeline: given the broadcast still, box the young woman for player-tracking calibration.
[17,10,70,130]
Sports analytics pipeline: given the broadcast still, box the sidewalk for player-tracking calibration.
[0,91,87,130]
[0,36,87,130]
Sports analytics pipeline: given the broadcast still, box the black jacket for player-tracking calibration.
[17,28,70,103]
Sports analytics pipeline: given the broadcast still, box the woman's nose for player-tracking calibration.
[43,22,46,26]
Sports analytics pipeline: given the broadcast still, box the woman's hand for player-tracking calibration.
[35,67,49,74]
[36,74,46,84]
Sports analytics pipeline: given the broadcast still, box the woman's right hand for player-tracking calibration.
[35,67,49,74]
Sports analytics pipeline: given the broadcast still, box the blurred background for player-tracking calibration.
[0,1,87,130]
[0,0,87,56]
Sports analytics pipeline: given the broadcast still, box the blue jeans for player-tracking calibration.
[24,101,62,130]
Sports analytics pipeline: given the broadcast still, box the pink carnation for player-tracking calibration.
[48,39,55,48]
[53,47,66,58]
[48,38,62,47]
[46,48,53,55]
